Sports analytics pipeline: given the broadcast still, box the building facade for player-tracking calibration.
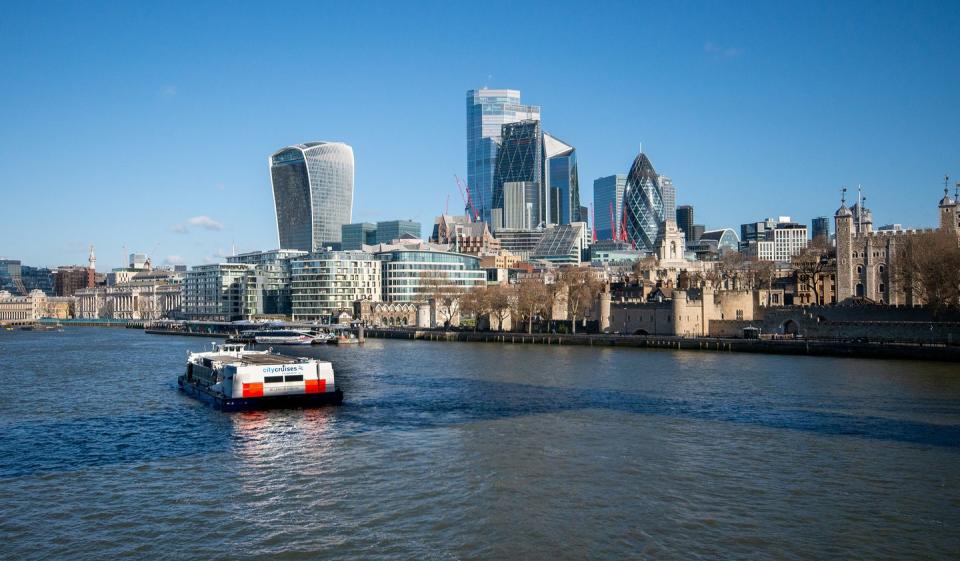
[834,189,960,304]
[75,281,182,320]
[182,263,259,321]
[227,249,307,316]
[623,153,665,253]
[466,88,540,224]
[530,222,588,265]
[675,205,694,240]
[270,142,354,252]
[375,220,422,244]
[376,244,486,303]
[543,132,580,224]
[593,175,627,241]
[493,119,544,226]
[659,175,676,224]
[290,251,381,321]
[811,216,830,241]
[342,222,377,250]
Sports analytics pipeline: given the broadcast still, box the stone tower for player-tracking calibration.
[834,191,854,301]
[939,176,958,236]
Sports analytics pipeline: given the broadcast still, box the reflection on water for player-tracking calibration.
[0,329,958,560]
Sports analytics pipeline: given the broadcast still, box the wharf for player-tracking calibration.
[363,329,960,363]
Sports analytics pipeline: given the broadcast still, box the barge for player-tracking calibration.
[178,343,343,411]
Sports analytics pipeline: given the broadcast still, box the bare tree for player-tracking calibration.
[560,267,601,334]
[458,286,490,331]
[419,271,465,328]
[488,284,514,331]
[792,237,831,305]
[515,278,548,334]
[632,256,658,283]
[892,230,960,312]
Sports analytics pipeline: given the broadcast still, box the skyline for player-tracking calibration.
[1,1,959,269]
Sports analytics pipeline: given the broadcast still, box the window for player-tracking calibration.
[284,375,303,382]
[264,376,284,383]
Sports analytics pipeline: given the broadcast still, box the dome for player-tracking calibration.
[835,203,852,217]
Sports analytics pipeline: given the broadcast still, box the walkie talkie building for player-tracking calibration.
[270,142,354,252]
[623,152,665,253]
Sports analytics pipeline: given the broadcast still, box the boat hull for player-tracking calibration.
[178,376,343,411]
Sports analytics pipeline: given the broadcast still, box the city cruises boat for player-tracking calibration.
[178,343,343,411]
[248,330,314,345]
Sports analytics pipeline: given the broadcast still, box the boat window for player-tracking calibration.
[264,376,284,383]
[284,375,304,382]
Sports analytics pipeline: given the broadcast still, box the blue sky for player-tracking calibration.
[1,0,958,269]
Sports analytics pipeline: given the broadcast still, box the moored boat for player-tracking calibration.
[178,343,343,411]
[248,329,314,345]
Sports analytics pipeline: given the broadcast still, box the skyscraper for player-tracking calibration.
[676,205,694,238]
[466,89,540,223]
[543,132,580,224]
[659,175,676,222]
[493,120,544,226]
[270,142,355,252]
[811,216,830,241]
[593,174,627,240]
[623,152,665,252]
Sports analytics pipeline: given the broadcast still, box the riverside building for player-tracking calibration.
[227,249,307,316]
[182,263,259,321]
[375,242,486,303]
[290,251,381,321]
[270,142,355,251]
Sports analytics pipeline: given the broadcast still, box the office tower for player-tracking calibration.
[811,216,830,241]
[676,205,694,237]
[691,224,705,242]
[0,259,23,294]
[375,220,422,244]
[342,223,377,250]
[543,132,579,224]
[659,175,676,222]
[503,181,537,229]
[466,89,541,223]
[270,142,355,252]
[623,152,665,252]
[493,120,543,226]
[129,253,148,270]
[593,175,627,241]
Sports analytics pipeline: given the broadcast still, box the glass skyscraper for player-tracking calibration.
[593,174,627,241]
[676,205,695,238]
[466,89,540,223]
[623,153,665,253]
[493,120,543,227]
[543,132,580,224]
[659,175,676,223]
[270,142,354,252]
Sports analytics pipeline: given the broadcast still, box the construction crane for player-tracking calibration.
[609,202,617,241]
[453,174,479,221]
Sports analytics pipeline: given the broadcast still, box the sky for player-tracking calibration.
[1,0,958,269]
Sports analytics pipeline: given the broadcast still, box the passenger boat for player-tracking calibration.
[248,329,314,345]
[178,343,344,411]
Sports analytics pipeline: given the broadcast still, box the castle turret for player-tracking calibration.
[939,176,958,236]
[835,189,855,301]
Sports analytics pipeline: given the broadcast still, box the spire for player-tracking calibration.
[88,245,96,270]
[836,186,852,217]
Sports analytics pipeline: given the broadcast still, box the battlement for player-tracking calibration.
[855,228,937,239]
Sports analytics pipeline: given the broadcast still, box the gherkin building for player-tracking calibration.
[623,152,664,252]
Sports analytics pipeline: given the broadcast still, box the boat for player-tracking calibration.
[178,343,343,411]
[308,331,336,345]
[248,329,314,345]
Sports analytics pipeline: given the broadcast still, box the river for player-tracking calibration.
[0,328,958,560]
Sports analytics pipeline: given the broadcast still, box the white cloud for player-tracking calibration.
[164,255,184,265]
[704,41,743,58]
[170,215,224,234]
[187,215,224,231]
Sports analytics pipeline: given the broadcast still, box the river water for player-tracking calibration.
[0,328,958,560]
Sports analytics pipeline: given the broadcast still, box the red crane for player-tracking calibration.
[453,174,479,221]
[609,202,617,241]
[589,203,596,242]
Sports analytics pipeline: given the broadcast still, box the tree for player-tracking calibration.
[458,286,491,331]
[515,278,548,334]
[632,256,658,283]
[892,230,960,312]
[792,237,831,305]
[560,267,601,334]
[418,271,465,328]
[488,284,514,331]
